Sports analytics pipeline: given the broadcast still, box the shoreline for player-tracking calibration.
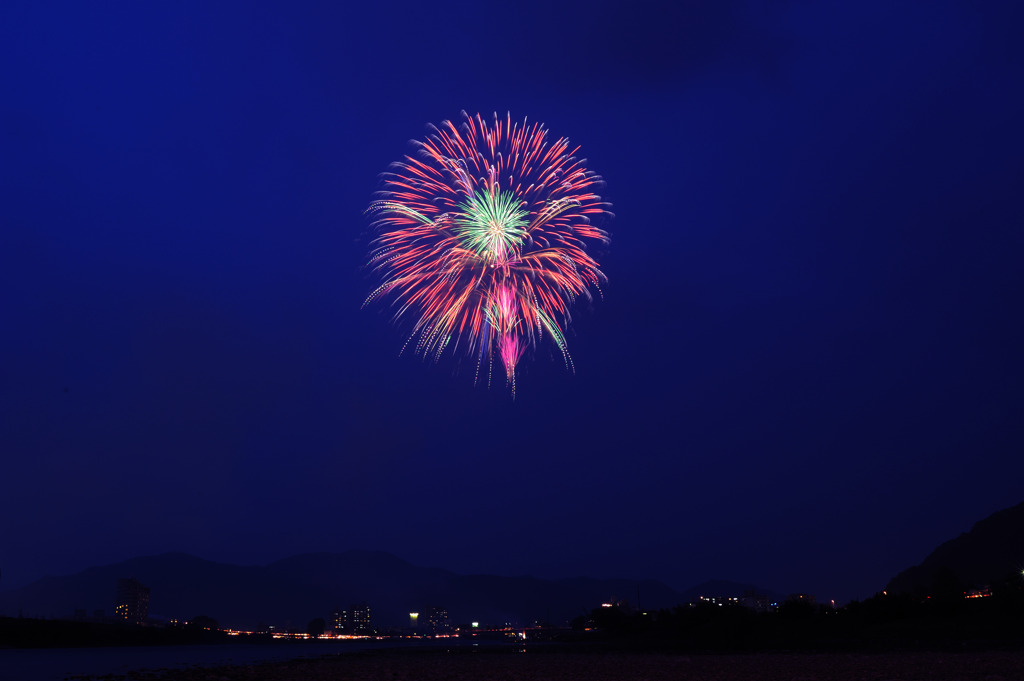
[67,646,1024,681]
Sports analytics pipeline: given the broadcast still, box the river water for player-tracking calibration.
[0,638,414,681]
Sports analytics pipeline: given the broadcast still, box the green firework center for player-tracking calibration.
[456,190,529,261]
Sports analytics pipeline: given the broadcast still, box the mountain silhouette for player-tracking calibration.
[887,500,1024,596]
[0,551,776,630]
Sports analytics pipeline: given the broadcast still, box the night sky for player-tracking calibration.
[2,1,1022,606]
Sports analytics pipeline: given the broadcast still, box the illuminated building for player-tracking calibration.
[331,601,371,634]
[692,595,740,607]
[425,606,451,634]
[350,602,371,633]
[330,607,347,633]
[114,577,150,625]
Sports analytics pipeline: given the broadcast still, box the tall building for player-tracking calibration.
[350,601,371,634]
[425,605,451,634]
[331,601,371,634]
[331,607,347,633]
[114,577,150,625]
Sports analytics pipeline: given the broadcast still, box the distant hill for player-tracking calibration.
[887,501,1024,595]
[0,551,779,630]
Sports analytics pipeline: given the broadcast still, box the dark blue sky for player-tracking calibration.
[2,1,1022,605]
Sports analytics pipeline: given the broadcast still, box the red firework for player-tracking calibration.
[365,111,610,394]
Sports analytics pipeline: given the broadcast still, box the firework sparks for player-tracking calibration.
[365,112,610,395]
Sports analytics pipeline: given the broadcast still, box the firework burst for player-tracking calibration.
[364,111,610,395]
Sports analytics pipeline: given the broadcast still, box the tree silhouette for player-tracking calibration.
[187,615,218,631]
[306,617,326,638]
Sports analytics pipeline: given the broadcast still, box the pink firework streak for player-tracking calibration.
[364,111,611,396]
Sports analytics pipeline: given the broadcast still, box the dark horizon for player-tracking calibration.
[2,547,786,629]
[2,1,1022,608]
[4,497,1021,609]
